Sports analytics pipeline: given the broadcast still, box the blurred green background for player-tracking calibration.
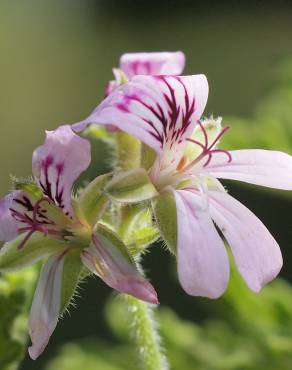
[2,1,292,369]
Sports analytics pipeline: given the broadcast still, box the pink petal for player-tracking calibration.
[73,75,208,169]
[206,149,292,190]
[105,80,118,97]
[120,51,185,78]
[32,125,91,217]
[28,251,66,360]
[0,193,19,242]
[81,234,158,304]
[208,190,283,292]
[174,189,229,298]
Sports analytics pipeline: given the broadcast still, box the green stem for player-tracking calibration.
[116,129,169,370]
[124,293,169,370]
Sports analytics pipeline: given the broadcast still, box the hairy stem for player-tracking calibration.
[116,128,168,369]
[124,293,169,370]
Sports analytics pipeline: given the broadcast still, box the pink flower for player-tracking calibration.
[106,51,185,96]
[120,51,185,77]
[102,51,185,132]
[73,74,292,298]
[0,125,157,360]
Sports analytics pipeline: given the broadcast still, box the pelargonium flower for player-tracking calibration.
[0,125,157,360]
[106,51,185,95]
[72,74,292,299]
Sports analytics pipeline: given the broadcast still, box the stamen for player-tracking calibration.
[15,197,59,250]
[179,123,232,173]
[203,153,213,168]
[206,149,232,165]
[197,120,208,148]
[17,230,35,250]
[186,138,205,151]
[32,198,50,224]
[208,126,230,150]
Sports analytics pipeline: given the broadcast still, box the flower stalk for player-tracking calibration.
[116,130,168,370]
[124,294,168,370]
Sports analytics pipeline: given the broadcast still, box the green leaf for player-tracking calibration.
[152,191,177,254]
[61,249,83,313]
[105,168,158,203]
[0,267,38,370]
[77,174,111,227]
[0,232,67,272]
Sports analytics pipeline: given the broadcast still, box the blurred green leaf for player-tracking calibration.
[46,265,292,370]
[0,266,38,370]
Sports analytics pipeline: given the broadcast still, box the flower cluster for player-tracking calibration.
[1,51,292,359]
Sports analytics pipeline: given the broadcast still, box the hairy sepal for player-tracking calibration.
[96,223,134,264]
[152,191,177,254]
[11,177,43,199]
[0,233,67,272]
[105,168,158,203]
[141,143,157,171]
[60,249,83,314]
[77,173,111,227]
[118,205,159,255]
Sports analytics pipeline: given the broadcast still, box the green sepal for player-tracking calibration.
[82,125,114,141]
[152,191,177,254]
[76,173,111,227]
[11,176,43,200]
[44,201,73,227]
[129,228,160,255]
[116,131,141,170]
[141,143,157,170]
[118,205,159,256]
[0,232,67,272]
[105,168,158,203]
[96,223,134,264]
[113,68,129,85]
[61,249,83,313]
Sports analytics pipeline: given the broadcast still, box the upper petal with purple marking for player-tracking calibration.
[120,51,185,78]
[73,75,208,170]
[32,125,91,217]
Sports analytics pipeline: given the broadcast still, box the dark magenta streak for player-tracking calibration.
[116,103,130,113]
